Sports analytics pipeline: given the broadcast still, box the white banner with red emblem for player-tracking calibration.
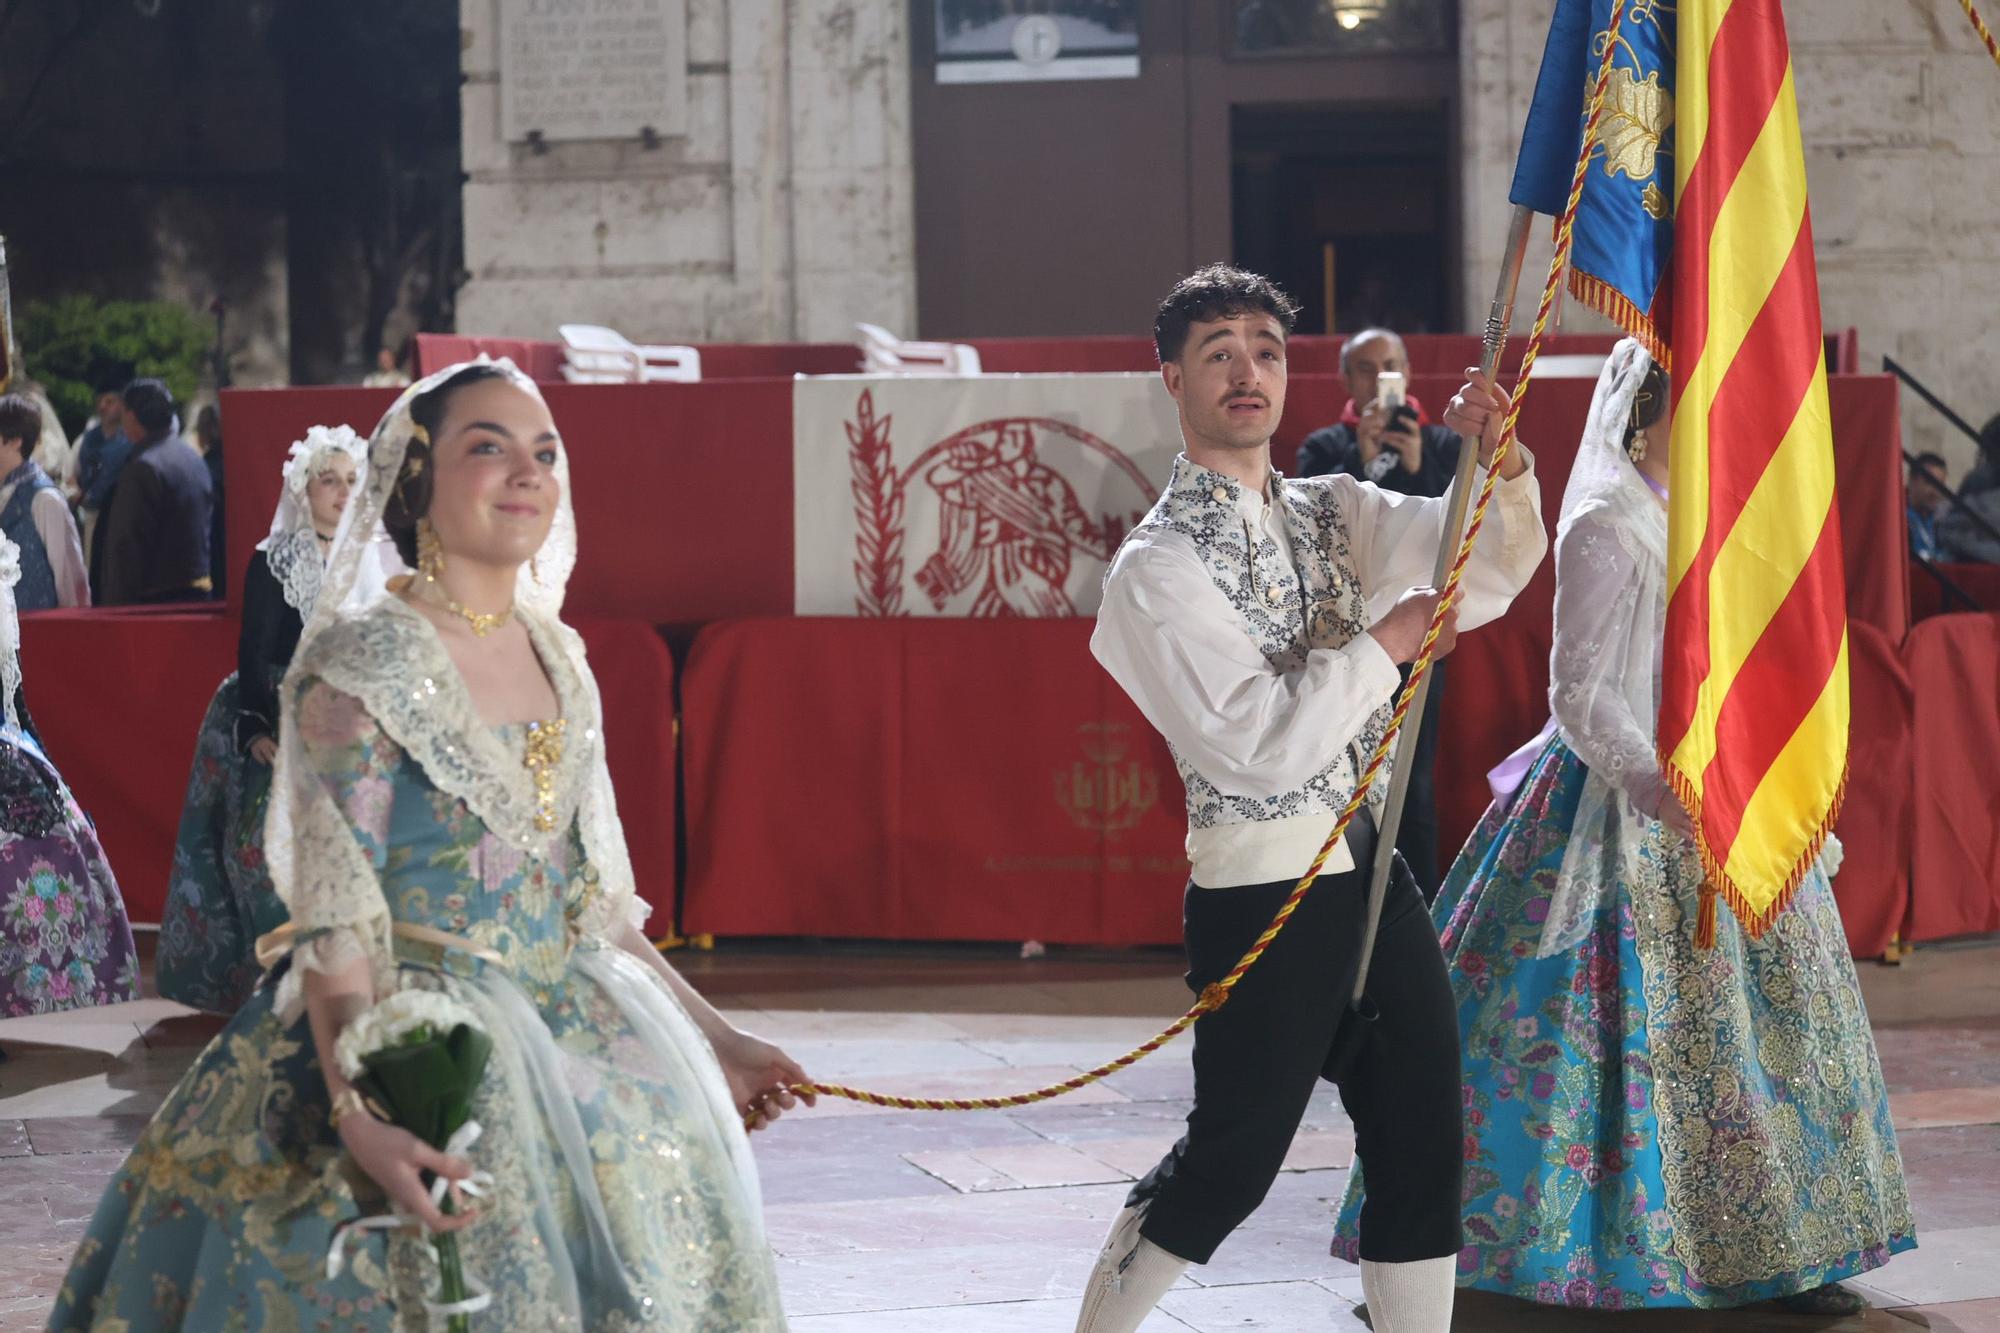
[793,374,1184,617]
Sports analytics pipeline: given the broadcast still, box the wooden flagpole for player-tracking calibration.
[1347,204,1536,1004]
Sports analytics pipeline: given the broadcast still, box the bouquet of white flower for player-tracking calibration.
[333,987,494,1331]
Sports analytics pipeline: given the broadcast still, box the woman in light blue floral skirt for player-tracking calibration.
[51,362,805,1331]
[1331,343,1915,1313]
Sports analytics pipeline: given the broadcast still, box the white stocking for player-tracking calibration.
[1359,1255,1456,1333]
[1074,1205,1191,1333]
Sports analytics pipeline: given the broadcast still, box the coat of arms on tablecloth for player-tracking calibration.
[1055,722,1159,835]
[846,389,1154,617]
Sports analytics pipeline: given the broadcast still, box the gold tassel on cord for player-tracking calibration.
[1695,880,1718,950]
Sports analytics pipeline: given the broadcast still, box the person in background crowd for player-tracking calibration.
[14,381,77,492]
[98,378,213,605]
[0,394,89,609]
[72,382,132,587]
[361,344,411,388]
[192,405,228,600]
[1940,416,2000,563]
[1907,451,1949,561]
[1959,414,2000,498]
[1296,327,1466,896]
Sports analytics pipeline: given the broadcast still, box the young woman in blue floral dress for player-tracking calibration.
[52,361,808,1331]
[1331,341,1915,1314]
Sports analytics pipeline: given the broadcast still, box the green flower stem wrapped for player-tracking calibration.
[333,988,495,1330]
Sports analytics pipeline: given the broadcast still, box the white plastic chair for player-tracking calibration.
[854,322,981,376]
[558,323,703,383]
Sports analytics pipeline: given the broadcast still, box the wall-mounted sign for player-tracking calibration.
[499,0,688,143]
[934,1,1139,84]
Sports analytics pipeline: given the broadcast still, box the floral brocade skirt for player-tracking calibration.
[1331,735,1916,1308]
[0,725,138,1017]
[50,942,787,1331]
[156,674,290,1013]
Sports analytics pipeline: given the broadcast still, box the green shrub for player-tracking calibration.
[19,295,212,437]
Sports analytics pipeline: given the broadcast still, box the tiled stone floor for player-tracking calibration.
[2,936,1997,1331]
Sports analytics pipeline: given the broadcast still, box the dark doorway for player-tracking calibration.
[1231,104,1451,335]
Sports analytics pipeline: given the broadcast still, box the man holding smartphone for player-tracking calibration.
[1296,328,1466,896]
[1298,328,1463,495]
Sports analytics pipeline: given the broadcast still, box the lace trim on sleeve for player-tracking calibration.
[271,924,387,1019]
[267,672,402,1018]
[1539,501,1675,957]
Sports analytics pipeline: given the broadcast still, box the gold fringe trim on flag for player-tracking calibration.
[1661,757,1850,944]
[1567,269,1671,371]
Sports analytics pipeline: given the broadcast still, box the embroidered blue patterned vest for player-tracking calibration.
[1130,455,1392,834]
[0,463,60,611]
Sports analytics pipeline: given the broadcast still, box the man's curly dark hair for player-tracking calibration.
[1153,264,1301,365]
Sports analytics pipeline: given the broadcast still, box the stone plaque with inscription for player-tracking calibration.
[499,0,688,142]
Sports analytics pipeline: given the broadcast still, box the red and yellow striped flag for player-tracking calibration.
[1659,0,1846,937]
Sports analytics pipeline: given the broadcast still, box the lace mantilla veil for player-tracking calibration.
[1536,337,1677,956]
[258,424,373,619]
[266,359,640,1014]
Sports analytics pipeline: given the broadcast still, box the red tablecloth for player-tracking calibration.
[1830,623,1915,955]
[677,611,1922,948]
[1905,613,2000,941]
[681,618,1189,945]
[19,611,678,926]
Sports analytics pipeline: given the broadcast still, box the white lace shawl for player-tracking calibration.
[259,425,371,618]
[266,359,642,1017]
[1539,339,1674,956]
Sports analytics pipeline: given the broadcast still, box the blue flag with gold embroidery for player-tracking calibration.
[1509,0,1677,359]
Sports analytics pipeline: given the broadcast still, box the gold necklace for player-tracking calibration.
[422,571,514,637]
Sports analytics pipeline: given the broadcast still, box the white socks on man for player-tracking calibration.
[1359,1255,1457,1333]
[1073,1205,1191,1333]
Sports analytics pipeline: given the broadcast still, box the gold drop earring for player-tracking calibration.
[416,516,446,579]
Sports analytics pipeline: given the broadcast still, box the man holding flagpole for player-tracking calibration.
[1078,264,1547,1333]
[1332,0,1915,1314]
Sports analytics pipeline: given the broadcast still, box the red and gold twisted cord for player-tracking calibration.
[778,3,1633,1119]
[1961,0,2000,68]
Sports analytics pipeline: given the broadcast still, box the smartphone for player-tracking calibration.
[1377,370,1407,411]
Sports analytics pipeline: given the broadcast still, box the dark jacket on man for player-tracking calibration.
[99,432,213,604]
[1295,419,1464,495]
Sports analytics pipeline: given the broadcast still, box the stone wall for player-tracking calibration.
[1460,0,2000,478]
[456,0,917,345]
